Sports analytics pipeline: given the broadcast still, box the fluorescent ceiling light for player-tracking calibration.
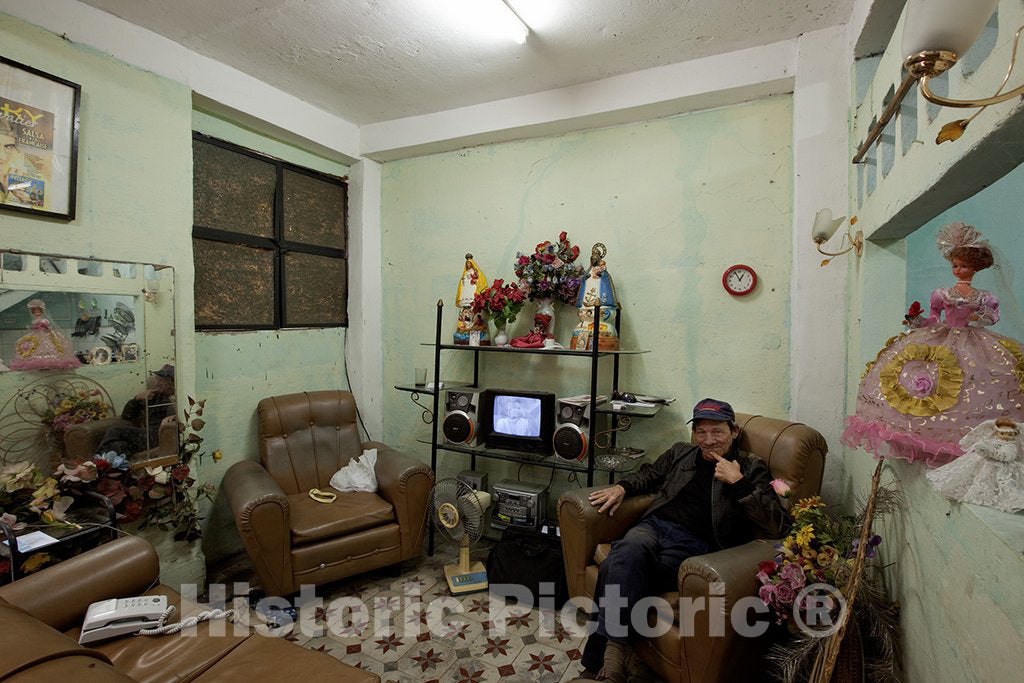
[448,0,529,44]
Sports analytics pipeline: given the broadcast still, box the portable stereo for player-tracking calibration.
[442,389,487,446]
[491,479,548,530]
[552,399,592,461]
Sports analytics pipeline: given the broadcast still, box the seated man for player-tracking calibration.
[579,398,789,682]
[96,364,176,456]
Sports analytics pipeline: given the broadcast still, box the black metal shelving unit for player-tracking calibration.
[394,300,659,554]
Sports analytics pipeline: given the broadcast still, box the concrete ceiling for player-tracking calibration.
[80,0,854,124]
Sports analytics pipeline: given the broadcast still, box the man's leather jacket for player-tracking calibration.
[617,441,790,550]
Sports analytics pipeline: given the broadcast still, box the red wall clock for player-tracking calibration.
[723,264,757,296]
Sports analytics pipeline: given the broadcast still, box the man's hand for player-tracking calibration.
[588,485,626,516]
[709,453,743,485]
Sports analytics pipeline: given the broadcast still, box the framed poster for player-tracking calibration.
[0,56,81,221]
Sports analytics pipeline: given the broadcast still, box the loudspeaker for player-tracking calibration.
[442,389,487,446]
[552,399,591,461]
[457,470,488,492]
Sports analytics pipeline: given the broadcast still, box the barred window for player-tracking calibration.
[192,133,347,330]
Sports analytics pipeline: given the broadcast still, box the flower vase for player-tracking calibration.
[493,320,510,346]
[535,297,556,347]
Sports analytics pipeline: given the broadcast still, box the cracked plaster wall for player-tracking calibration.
[379,96,794,507]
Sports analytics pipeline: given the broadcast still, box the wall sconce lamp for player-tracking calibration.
[853,0,1011,163]
[812,209,863,266]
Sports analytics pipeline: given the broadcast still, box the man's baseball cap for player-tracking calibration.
[687,398,735,423]
[151,364,175,379]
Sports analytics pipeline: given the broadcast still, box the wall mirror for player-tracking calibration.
[0,251,176,473]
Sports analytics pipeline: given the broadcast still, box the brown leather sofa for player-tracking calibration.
[223,390,434,596]
[65,415,179,465]
[0,536,377,682]
[557,413,827,683]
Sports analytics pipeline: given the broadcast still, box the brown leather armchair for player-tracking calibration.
[557,413,827,683]
[223,390,434,596]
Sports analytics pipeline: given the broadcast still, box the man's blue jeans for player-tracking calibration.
[581,516,709,672]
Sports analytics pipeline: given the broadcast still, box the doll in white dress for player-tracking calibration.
[926,417,1024,513]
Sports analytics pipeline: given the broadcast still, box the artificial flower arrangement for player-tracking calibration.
[0,461,74,530]
[471,279,527,330]
[513,230,586,303]
[756,496,861,626]
[41,387,112,454]
[0,461,76,579]
[55,396,220,543]
[756,492,902,683]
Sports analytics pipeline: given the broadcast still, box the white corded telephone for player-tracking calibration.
[79,595,168,645]
[79,595,235,645]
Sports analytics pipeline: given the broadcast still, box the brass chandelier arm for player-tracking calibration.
[919,76,1024,108]
[915,25,1024,108]
[852,73,917,164]
[815,231,864,258]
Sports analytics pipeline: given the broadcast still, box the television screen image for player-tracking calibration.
[492,395,541,437]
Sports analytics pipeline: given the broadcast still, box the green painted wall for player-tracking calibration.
[0,10,355,571]
[906,162,1024,341]
[844,228,1024,682]
[0,10,193,373]
[844,50,1024,683]
[190,109,351,562]
[0,10,201,583]
[380,96,793,509]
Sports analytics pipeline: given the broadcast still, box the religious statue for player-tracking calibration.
[454,253,490,346]
[570,243,619,351]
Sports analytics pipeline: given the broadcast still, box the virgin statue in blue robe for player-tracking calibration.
[571,243,619,350]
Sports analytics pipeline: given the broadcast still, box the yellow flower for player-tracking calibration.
[795,524,815,547]
[793,496,824,513]
[802,547,818,560]
[212,449,223,462]
[817,546,838,567]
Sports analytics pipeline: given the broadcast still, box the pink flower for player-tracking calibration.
[779,562,805,585]
[911,375,934,396]
[0,512,26,532]
[56,461,98,483]
[758,583,776,605]
[774,582,796,607]
[770,479,791,498]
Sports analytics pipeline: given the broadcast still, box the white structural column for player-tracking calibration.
[790,25,852,499]
[347,158,385,441]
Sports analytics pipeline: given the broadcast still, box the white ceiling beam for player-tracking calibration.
[360,39,797,162]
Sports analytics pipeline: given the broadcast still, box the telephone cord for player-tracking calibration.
[136,605,235,636]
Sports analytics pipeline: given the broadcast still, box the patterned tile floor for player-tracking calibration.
[211,543,663,682]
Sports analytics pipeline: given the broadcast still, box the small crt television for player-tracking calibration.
[483,389,555,455]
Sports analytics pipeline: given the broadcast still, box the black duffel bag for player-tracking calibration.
[486,526,569,609]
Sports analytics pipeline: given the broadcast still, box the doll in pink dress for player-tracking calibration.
[842,223,1024,466]
[8,299,81,371]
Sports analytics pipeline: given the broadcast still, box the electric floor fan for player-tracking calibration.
[430,478,492,594]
